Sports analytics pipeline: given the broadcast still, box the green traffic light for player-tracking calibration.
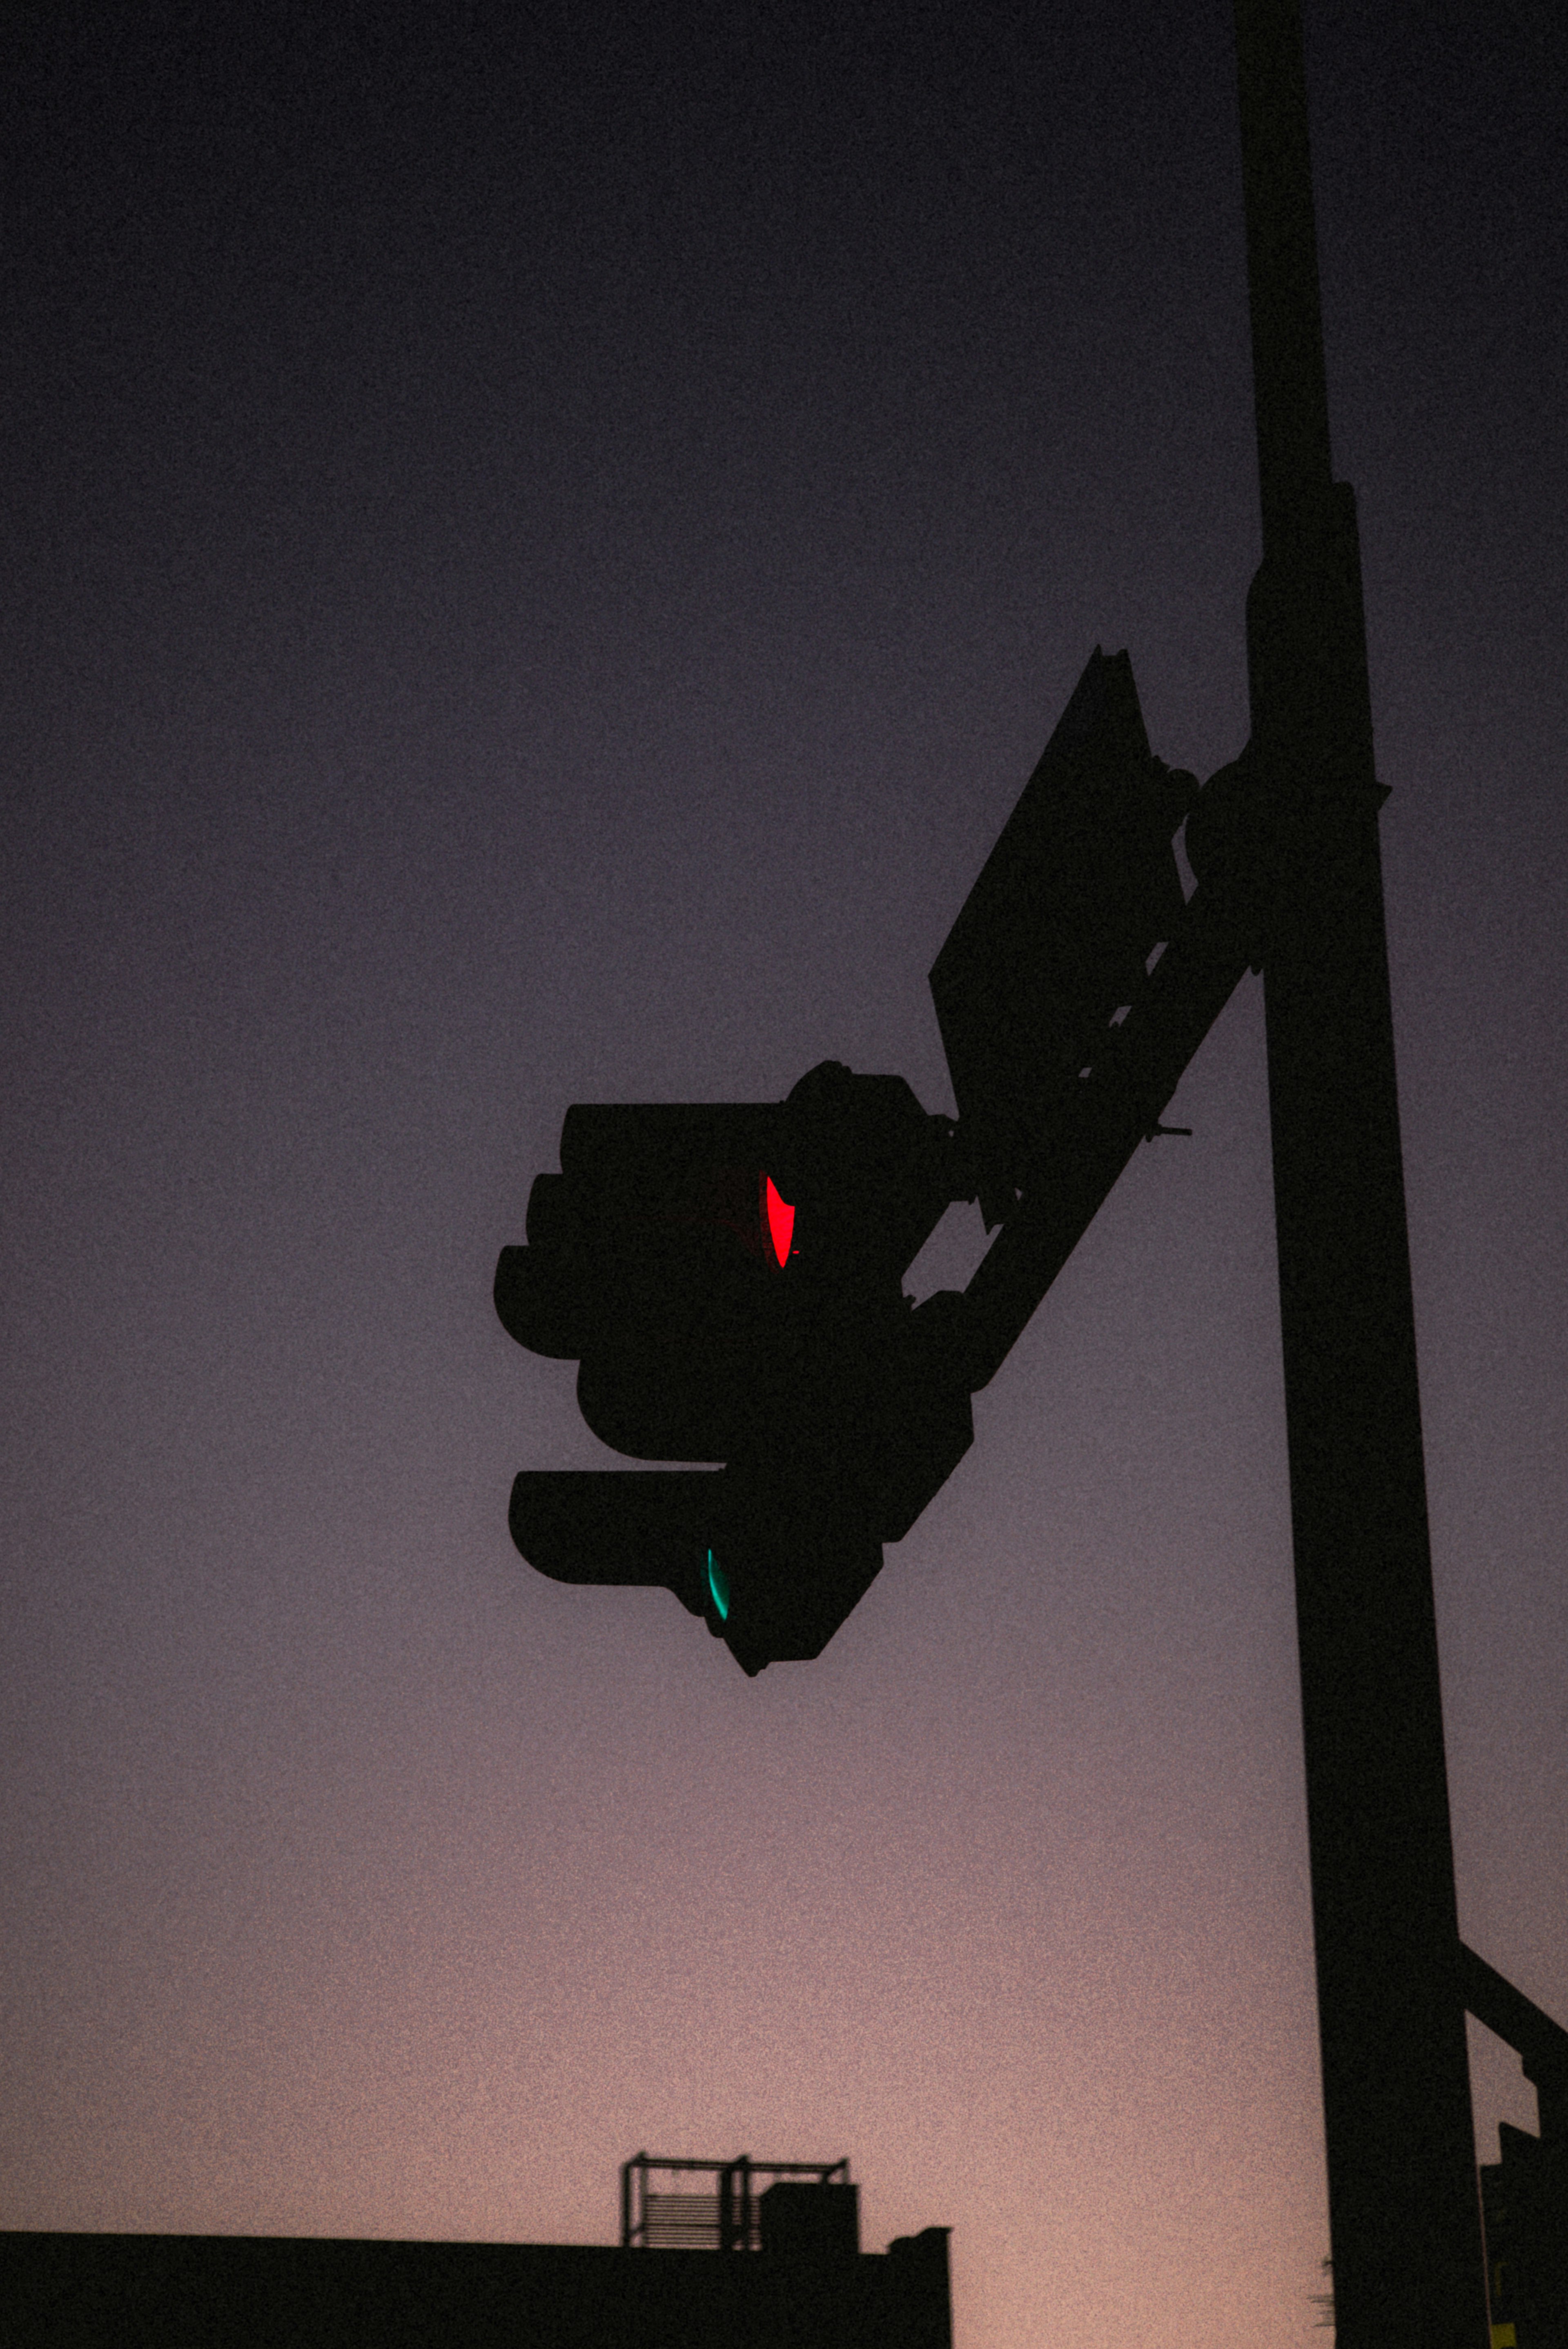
[706,1548,730,1621]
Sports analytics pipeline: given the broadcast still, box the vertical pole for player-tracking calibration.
[1230,4,1490,2342]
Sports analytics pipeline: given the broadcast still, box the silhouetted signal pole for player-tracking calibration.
[492,13,1558,2335]
[1232,4,1489,2340]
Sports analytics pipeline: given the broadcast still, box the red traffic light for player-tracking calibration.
[764,1174,795,1266]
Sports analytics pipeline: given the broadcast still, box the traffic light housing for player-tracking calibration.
[497,1061,979,1673]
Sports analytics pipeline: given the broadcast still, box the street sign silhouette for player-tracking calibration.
[929,646,1197,1228]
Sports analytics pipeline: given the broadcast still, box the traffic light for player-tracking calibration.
[497,1060,980,1673]
[496,648,1258,1671]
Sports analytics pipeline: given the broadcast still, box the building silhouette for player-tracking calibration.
[2,2151,953,2349]
[1480,2122,1568,2349]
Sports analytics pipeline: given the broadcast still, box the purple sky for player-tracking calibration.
[4,2,1564,2341]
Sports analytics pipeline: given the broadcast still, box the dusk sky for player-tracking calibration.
[4,2,1564,2341]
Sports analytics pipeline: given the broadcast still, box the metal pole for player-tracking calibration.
[1231,3,1490,2340]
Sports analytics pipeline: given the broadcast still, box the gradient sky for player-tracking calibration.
[4,3,1564,2342]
